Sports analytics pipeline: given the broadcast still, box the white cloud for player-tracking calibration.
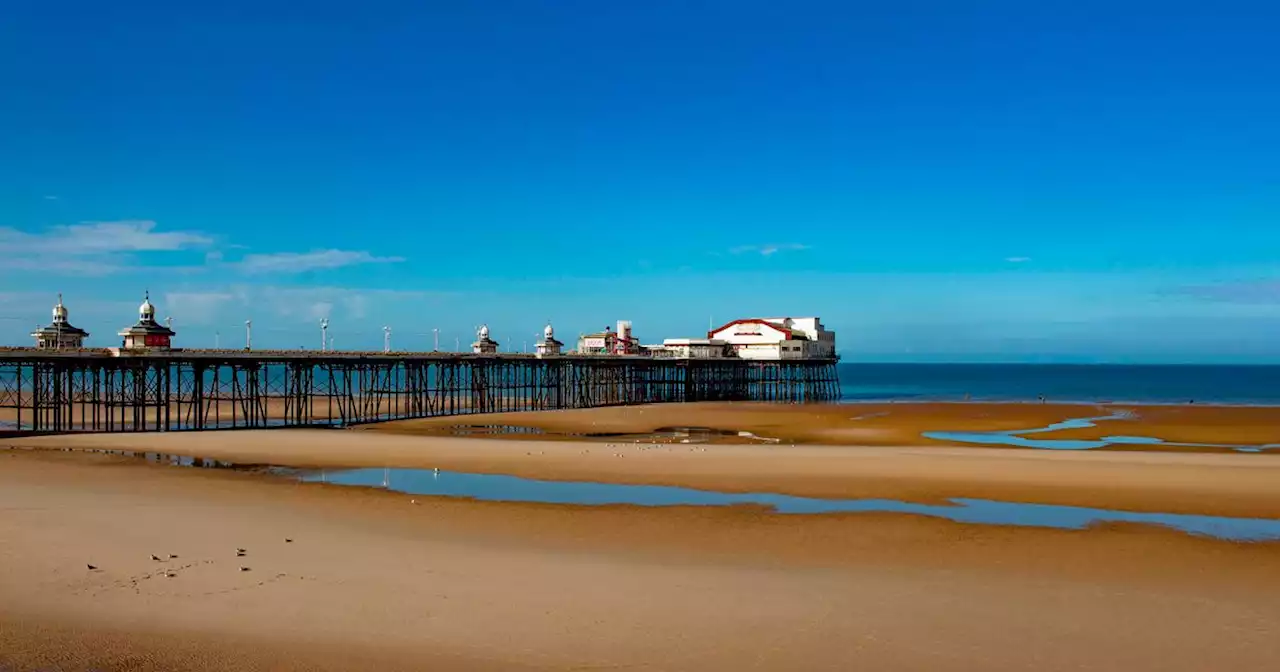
[0,257,130,276]
[308,302,335,320]
[0,220,213,276]
[146,285,446,329]
[728,243,810,257]
[235,249,405,274]
[164,292,237,324]
[0,220,213,254]
[1005,256,1032,263]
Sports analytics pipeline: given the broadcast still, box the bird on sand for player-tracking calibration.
[150,554,161,561]
[240,566,251,572]
[284,538,293,543]
[86,564,98,571]
[168,554,178,559]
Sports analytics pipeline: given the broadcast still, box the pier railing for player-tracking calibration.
[0,350,840,433]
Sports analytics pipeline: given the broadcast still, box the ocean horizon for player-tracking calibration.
[837,363,1280,405]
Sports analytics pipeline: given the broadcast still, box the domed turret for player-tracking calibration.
[139,291,155,321]
[52,294,68,323]
[472,324,499,354]
[535,320,563,357]
[33,293,88,349]
[118,290,175,350]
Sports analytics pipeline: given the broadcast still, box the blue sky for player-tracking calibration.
[2,0,1279,362]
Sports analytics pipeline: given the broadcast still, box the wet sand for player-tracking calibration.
[0,395,415,429]
[3,450,1280,672]
[364,401,1280,450]
[9,426,1280,518]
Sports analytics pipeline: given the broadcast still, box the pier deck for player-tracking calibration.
[0,349,840,433]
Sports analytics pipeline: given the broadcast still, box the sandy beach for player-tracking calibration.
[5,401,1280,670]
[3,448,1280,672]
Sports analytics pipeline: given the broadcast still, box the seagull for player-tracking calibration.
[240,566,251,572]
[150,554,162,561]
[168,554,178,559]
[86,564,98,571]
[284,538,293,543]
[236,548,246,553]
[236,551,246,557]
[165,572,176,578]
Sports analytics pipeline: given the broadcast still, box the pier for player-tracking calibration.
[0,349,840,434]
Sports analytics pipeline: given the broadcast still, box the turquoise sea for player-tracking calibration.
[838,364,1280,405]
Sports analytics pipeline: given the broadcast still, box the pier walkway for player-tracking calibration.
[0,349,840,434]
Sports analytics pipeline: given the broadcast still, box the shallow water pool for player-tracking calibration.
[298,468,1280,542]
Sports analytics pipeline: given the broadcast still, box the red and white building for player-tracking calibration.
[116,293,175,351]
[577,320,641,356]
[660,338,729,359]
[706,317,836,360]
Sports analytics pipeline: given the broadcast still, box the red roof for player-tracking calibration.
[707,318,794,340]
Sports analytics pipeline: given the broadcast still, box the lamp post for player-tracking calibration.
[433,328,439,352]
[245,320,252,350]
[320,319,329,352]
[383,326,391,353]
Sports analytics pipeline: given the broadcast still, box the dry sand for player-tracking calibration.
[3,449,1280,672]
[6,402,1280,670]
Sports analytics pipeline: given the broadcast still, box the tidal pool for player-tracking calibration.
[298,468,1280,542]
[923,412,1280,452]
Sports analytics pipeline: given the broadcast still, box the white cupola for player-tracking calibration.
[52,293,68,324]
[139,291,155,321]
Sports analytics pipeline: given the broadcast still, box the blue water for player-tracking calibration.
[298,468,1280,542]
[920,411,1280,452]
[838,363,1280,404]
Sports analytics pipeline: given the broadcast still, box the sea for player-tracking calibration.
[837,364,1280,405]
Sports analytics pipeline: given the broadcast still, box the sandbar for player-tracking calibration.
[362,401,1280,450]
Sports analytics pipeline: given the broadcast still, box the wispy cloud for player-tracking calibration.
[43,195,59,201]
[164,291,238,323]
[0,220,213,276]
[728,243,810,257]
[235,249,406,274]
[1005,256,1032,263]
[1179,280,1280,304]
[160,285,445,325]
[0,220,212,255]
[1,220,209,254]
